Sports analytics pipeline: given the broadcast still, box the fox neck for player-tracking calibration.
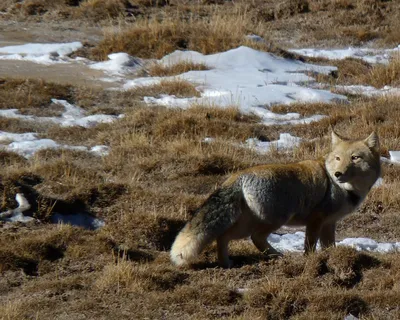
[333,172,379,199]
[323,159,380,201]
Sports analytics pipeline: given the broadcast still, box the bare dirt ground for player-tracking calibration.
[0,21,115,89]
[0,59,119,89]
[1,1,400,319]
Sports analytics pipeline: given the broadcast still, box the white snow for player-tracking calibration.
[1,135,110,159]
[344,315,359,320]
[0,42,83,64]
[0,131,37,143]
[202,133,303,154]
[90,145,111,157]
[124,46,347,125]
[372,177,383,188]
[51,213,105,230]
[268,231,400,253]
[389,151,400,164]
[0,131,110,159]
[290,46,400,64]
[0,194,104,229]
[0,193,34,223]
[335,85,400,97]
[0,99,122,128]
[0,132,109,159]
[90,52,143,75]
[6,139,75,158]
[245,133,302,153]
[268,232,306,252]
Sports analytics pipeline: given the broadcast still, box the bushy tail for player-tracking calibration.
[170,223,209,266]
[170,184,243,266]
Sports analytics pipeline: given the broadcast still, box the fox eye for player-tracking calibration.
[335,156,341,161]
[351,155,361,161]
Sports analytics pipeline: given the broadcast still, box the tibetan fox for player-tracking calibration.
[171,131,381,267]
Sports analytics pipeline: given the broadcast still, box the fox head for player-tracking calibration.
[325,130,381,193]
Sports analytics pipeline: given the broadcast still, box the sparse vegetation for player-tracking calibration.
[308,54,400,88]
[366,54,400,88]
[0,75,400,318]
[1,0,400,318]
[127,79,201,98]
[147,61,210,77]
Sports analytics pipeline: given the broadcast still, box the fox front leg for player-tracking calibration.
[304,219,323,254]
[319,223,336,249]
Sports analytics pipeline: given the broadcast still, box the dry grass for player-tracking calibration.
[365,54,400,88]
[1,1,400,318]
[311,54,400,88]
[0,76,400,318]
[126,79,201,98]
[147,61,210,77]
[0,78,73,111]
[77,0,131,20]
[0,300,27,320]
[1,0,399,50]
[90,8,273,60]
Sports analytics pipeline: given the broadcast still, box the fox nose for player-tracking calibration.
[334,171,342,178]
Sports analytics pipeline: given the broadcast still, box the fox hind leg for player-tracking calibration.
[217,236,232,268]
[251,225,282,257]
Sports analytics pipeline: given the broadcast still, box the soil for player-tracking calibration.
[0,20,114,89]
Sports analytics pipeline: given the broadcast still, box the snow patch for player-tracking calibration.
[0,99,122,128]
[0,131,110,159]
[0,131,37,143]
[124,46,346,125]
[336,85,400,97]
[0,193,33,223]
[290,46,400,64]
[389,151,400,164]
[267,231,400,253]
[51,213,105,230]
[245,133,302,153]
[0,194,104,230]
[90,53,143,75]
[0,42,83,64]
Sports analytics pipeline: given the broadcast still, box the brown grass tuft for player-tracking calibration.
[91,8,273,60]
[78,0,130,20]
[366,54,400,88]
[127,79,201,98]
[326,246,381,288]
[0,78,73,111]
[172,282,241,307]
[245,276,309,318]
[147,61,210,77]
[0,300,27,320]
[96,253,187,293]
[308,54,400,88]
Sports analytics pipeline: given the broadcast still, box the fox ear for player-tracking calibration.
[331,129,343,146]
[364,132,380,152]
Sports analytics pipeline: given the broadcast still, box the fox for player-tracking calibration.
[170,130,381,268]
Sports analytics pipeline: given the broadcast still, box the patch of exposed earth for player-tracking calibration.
[0,20,102,44]
[0,59,121,89]
[0,20,119,89]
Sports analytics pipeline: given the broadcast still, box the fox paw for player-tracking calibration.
[219,259,233,269]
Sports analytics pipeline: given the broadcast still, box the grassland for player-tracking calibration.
[1,1,400,319]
